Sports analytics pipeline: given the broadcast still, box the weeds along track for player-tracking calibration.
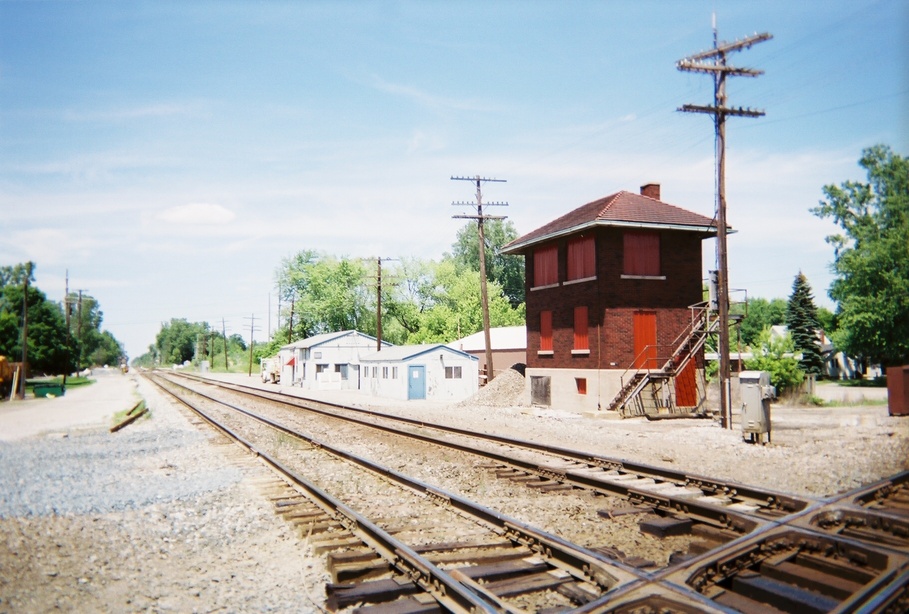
[150,371,909,613]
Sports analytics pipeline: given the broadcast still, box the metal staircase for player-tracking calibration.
[606,305,719,418]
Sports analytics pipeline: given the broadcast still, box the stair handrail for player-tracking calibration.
[610,303,716,414]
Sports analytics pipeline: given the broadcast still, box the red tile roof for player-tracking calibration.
[503,190,724,253]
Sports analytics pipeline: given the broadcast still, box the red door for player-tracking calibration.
[675,359,698,407]
[633,311,657,369]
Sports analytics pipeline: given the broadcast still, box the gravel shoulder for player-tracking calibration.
[0,372,327,612]
[0,368,906,612]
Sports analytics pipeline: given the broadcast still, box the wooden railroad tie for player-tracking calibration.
[110,402,149,433]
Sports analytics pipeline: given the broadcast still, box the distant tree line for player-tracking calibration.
[257,219,526,359]
[0,263,126,376]
[134,220,527,369]
[131,319,248,369]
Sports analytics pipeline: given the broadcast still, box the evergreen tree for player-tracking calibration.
[786,272,824,376]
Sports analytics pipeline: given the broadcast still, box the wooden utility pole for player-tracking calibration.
[451,176,508,385]
[222,317,229,370]
[374,257,398,351]
[63,270,71,387]
[72,288,89,369]
[677,19,771,429]
[245,314,258,376]
[287,292,295,344]
[17,263,32,399]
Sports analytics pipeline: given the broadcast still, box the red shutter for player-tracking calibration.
[567,236,595,280]
[533,245,559,287]
[623,231,660,276]
[540,310,553,351]
[573,306,588,350]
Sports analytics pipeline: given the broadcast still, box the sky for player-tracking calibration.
[1,1,906,361]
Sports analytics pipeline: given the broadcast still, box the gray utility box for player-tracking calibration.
[739,370,774,444]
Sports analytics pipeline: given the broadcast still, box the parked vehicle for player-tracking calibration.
[260,356,280,384]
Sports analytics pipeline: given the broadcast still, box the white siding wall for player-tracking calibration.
[292,334,379,390]
[361,351,478,402]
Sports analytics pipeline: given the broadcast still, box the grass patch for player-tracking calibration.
[25,375,94,392]
[797,392,888,408]
[111,400,148,426]
[801,394,828,407]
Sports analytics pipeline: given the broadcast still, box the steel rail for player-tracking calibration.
[171,371,808,521]
[150,373,641,597]
[145,372,501,613]
[150,372,909,612]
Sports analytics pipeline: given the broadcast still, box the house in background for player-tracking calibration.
[447,325,527,382]
[281,330,391,390]
[502,183,723,415]
[359,344,479,402]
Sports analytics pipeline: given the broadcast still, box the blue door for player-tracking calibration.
[407,365,426,400]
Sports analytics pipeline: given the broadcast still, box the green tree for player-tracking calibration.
[275,251,374,342]
[383,257,440,341]
[0,263,73,375]
[65,292,105,368]
[817,306,837,336]
[744,327,804,394]
[402,260,525,344]
[89,330,126,367]
[732,297,787,349]
[786,272,825,376]
[450,219,525,307]
[156,318,206,365]
[813,144,909,366]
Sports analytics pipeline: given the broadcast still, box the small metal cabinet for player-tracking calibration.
[739,370,774,444]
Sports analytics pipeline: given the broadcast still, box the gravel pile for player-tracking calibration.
[457,366,528,407]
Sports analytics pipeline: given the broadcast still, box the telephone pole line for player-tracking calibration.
[222,317,229,370]
[18,263,32,399]
[677,18,771,430]
[372,257,397,351]
[244,314,260,377]
[73,288,89,369]
[451,175,508,385]
[64,270,71,387]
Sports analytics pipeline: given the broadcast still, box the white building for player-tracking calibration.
[359,344,479,402]
[447,325,527,382]
[281,330,391,390]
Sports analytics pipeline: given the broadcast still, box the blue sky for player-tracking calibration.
[1,1,906,360]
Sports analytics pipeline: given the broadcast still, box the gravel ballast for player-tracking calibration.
[0,368,906,612]
[0,373,327,612]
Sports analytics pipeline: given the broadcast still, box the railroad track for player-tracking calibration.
[146,371,909,613]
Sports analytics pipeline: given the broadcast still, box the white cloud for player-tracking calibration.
[156,203,236,226]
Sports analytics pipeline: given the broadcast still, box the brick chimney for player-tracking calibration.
[640,183,661,200]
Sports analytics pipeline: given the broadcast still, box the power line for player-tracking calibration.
[243,313,261,377]
[677,19,772,431]
[365,257,398,352]
[451,175,508,384]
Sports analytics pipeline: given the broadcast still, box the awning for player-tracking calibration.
[285,357,295,366]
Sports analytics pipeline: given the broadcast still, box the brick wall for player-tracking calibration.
[526,227,706,370]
